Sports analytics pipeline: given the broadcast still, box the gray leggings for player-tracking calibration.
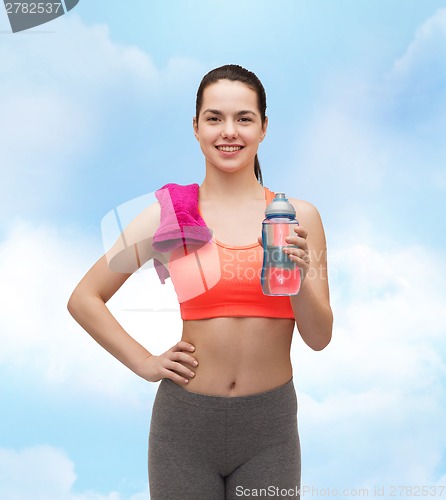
[148,377,301,499]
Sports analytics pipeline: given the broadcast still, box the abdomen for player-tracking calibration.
[179,317,295,396]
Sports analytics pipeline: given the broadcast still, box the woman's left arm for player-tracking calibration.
[286,199,333,351]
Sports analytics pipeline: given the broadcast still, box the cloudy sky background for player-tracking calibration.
[1,1,445,498]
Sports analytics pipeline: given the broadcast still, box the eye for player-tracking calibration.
[207,116,220,122]
[239,117,253,123]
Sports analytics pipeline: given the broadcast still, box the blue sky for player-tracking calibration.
[1,1,445,498]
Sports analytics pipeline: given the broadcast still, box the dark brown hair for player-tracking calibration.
[195,64,267,185]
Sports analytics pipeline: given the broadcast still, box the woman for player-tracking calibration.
[68,64,333,499]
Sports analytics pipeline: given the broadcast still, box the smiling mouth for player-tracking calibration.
[216,146,244,152]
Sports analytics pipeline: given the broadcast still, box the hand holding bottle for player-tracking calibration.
[259,193,311,295]
[257,226,309,262]
[283,225,311,282]
[258,225,311,292]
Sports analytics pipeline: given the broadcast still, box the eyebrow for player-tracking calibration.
[202,109,258,116]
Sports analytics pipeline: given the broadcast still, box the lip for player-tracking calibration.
[215,144,245,155]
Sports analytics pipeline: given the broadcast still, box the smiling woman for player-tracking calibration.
[194,80,267,174]
[194,81,266,177]
[67,64,332,500]
[194,65,268,185]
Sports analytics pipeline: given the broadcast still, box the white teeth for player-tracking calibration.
[217,146,243,152]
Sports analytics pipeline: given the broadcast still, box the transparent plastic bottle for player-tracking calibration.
[261,193,301,296]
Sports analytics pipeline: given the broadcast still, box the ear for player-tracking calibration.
[260,116,268,142]
[193,117,199,141]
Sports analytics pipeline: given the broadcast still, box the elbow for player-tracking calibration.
[67,287,84,320]
[314,309,334,351]
[309,330,332,351]
[67,286,104,323]
[305,307,333,351]
[67,290,78,318]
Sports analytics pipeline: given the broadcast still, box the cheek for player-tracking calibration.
[203,132,222,147]
[244,129,263,144]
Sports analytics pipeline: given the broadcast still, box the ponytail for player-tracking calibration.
[254,154,263,186]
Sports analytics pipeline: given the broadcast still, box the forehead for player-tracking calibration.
[200,80,258,112]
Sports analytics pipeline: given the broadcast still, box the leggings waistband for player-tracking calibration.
[158,376,295,409]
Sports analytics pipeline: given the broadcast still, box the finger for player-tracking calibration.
[293,225,308,239]
[176,351,199,368]
[164,370,191,385]
[167,360,196,380]
[165,348,199,367]
[284,235,308,250]
[158,357,194,384]
[172,341,195,352]
[285,248,311,269]
[283,248,308,261]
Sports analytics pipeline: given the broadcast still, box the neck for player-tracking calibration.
[200,163,264,202]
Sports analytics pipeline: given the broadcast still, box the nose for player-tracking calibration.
[221,120,238,139]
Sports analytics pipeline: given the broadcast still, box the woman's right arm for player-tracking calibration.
[67,201,198,385]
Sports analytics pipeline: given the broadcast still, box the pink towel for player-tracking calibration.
[152,183,212,284]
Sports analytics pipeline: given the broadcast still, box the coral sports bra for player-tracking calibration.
[167,187,296,320]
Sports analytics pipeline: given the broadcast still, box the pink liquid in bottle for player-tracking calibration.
[261,192,301,296]
[267,263,301,295]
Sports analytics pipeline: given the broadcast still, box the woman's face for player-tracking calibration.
[193,79,267,174]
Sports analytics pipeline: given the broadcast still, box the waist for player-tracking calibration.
[160,375,296,408]
[179,317,294,396]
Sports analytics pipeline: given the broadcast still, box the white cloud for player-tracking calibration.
[382,7,446,132]
[290,8,446,216]
[1,216,445,491]
[2,4,445,498]
[282,9,446,488]
[0,445,147,500]
[0,12,204,222]
[0,219,183,404]
[295,97,386,192]
[392,8,446,85]
[292,240,446,488]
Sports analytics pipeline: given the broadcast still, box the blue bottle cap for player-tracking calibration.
[265,193,296,217]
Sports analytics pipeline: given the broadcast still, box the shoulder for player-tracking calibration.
[287,197,327,246]
[121,199,161,237]
[141,199,161,223]
[105,199,162,273]
[288,197,323,225]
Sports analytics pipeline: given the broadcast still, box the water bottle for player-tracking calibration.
[261,193,301,296]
